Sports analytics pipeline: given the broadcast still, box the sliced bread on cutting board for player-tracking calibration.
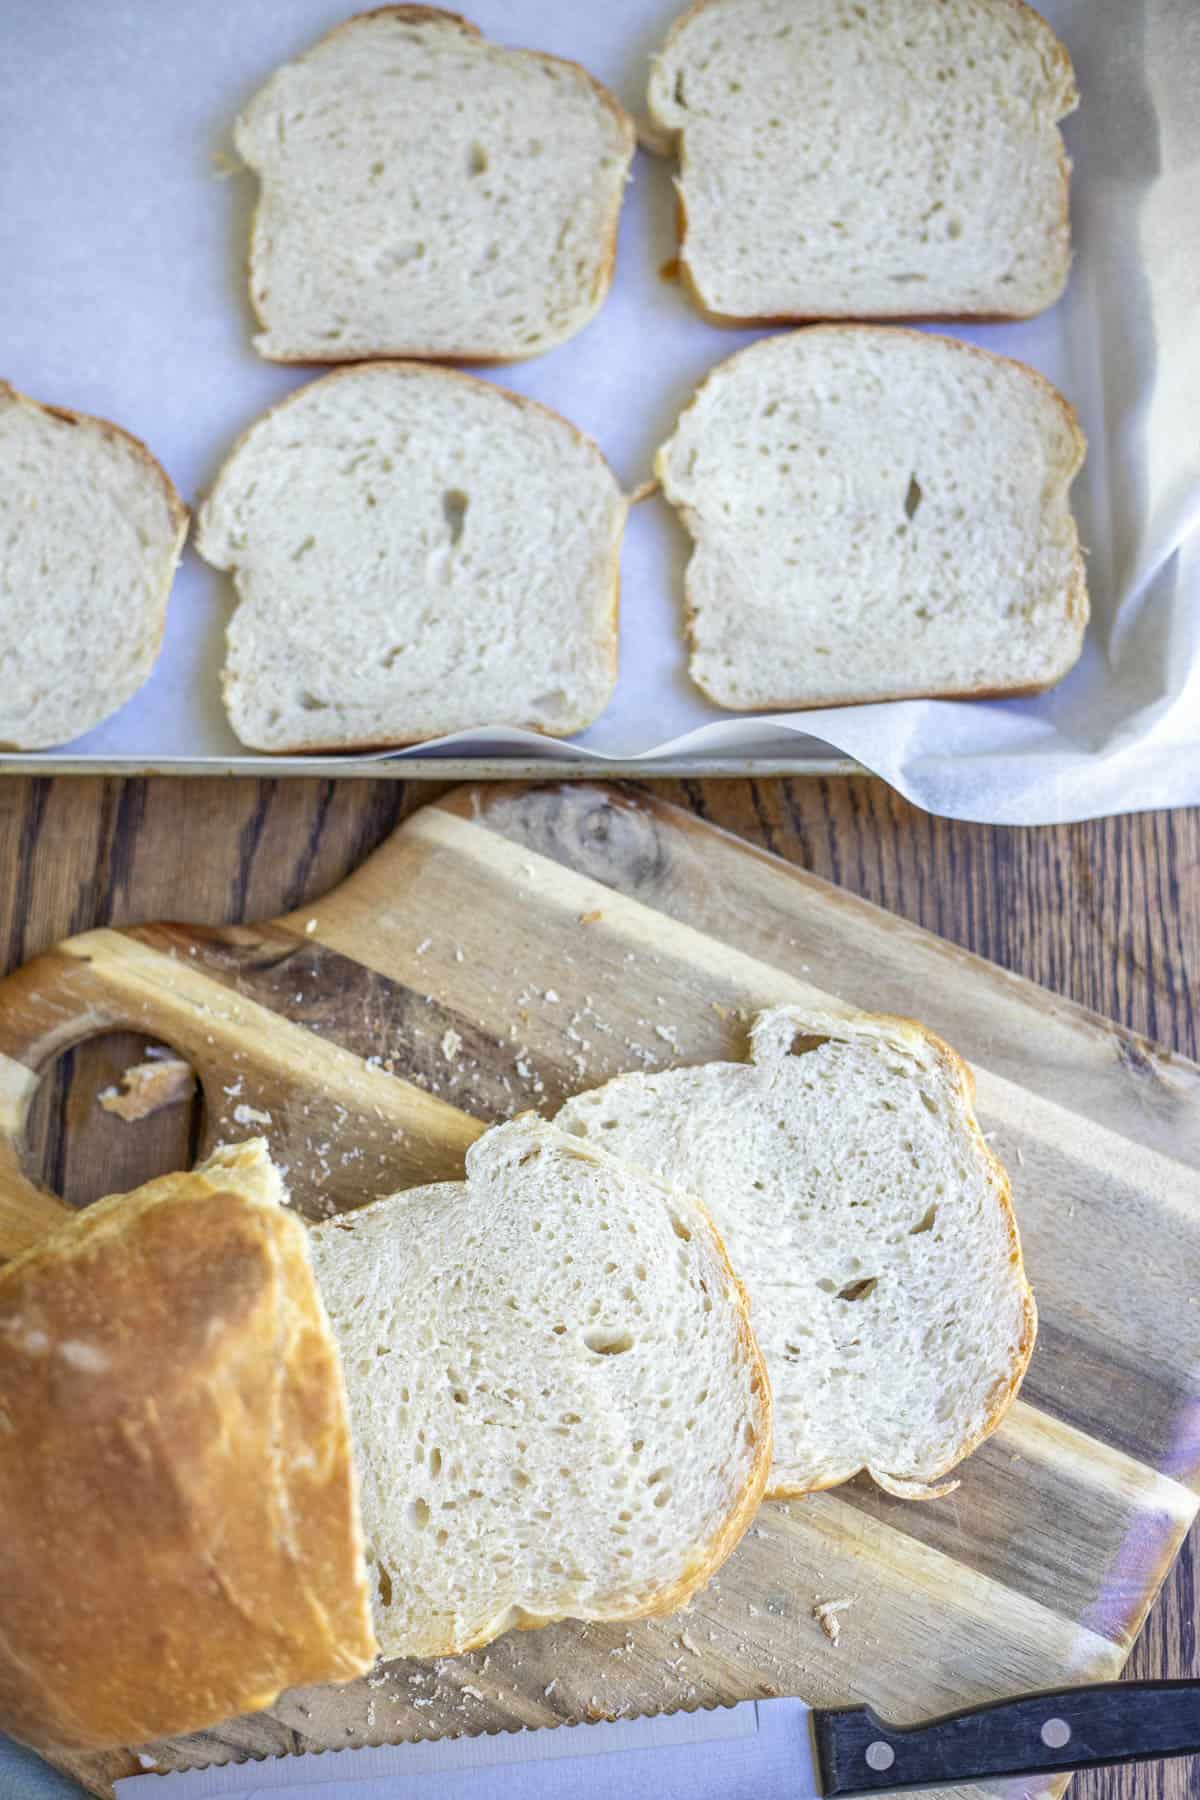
[0,384,187,751]
[0,1122,769,1750]
[655,325,1088,711]
[646,0,1078,324]
[236,7,635,364]
[195,363,628,751]
[310,1116,770,1661]
[557,1005,1036,1499]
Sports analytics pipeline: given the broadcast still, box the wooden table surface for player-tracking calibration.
[0,774,1195,1800]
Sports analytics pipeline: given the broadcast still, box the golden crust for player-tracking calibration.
[658,324,1088,714]
[199,362,626,754]
[754,1009,1037,1501]
[651,0,1078,328]
[240,7,635,367]
[0,1153,375,1752]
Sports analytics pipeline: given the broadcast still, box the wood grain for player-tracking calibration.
[0,775,1195,1800]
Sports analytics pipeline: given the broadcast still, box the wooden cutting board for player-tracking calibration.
[1,783,1198,1800]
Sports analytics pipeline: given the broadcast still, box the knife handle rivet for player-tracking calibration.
[1040,1718,1072,1749]
[865,1741,896,1772]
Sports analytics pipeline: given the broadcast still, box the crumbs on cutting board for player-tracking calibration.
[233,1102,273,1127]
[98,1055,195,1122]
[813,1598,856,1646]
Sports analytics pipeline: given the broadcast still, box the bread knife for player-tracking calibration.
[115,1681,1200,1799]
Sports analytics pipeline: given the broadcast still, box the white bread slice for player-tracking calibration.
[195,364,628,751]
[0,384,187,751]
[558,1007,1036,1499]
[310,1117,771,1660]
[236,7,635,364]
[647,0,1078,324]
[656,325,1087,710]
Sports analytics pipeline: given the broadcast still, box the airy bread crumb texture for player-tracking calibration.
[309,1117,770,1660]
[0,385,187,751]
[648,0,1078,322]
[238,7,635,362]
[195,364,628,751]
[656,325,1087,710]
[558,1006,1036,1497]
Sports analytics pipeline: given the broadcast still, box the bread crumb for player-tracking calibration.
[813,1598,855,1646]
[544,1679,559,1698]
[233,1102,273,1127]
[99,1058,194,1122]
[579,910,603,925]
[460,1685,484,1701]
[544,988,560,1003]
[305,917,318,934]
[416,938,433,956]
[441,1028,462,1064]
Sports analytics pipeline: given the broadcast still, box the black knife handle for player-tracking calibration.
[814,1680,1200,1796]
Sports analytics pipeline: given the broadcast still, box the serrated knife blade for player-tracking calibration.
[115,1682,1200,1800]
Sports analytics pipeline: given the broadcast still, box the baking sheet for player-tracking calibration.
[1,0,1197,821]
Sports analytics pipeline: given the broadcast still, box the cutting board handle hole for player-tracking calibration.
[23,1030,205,1214]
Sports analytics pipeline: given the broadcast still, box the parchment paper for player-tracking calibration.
[1,0,1196,822]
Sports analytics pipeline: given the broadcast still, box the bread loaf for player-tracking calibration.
[0,1123,769,1749]
[0,1143,374,1753]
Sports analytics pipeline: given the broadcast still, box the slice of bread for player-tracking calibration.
[656,325,1087,710]
[0,385,187,751]
[310,1117,770,1660]
[236,7,635,363]
[195,364,628,751]
[647,0,1078,324]
[0,1143,375,1753]
[558,1006,1036,1499]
